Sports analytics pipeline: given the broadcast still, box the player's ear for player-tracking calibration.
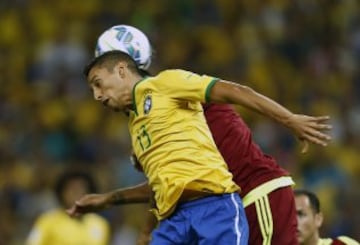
[315,212,323,228]
[115,61,127,78]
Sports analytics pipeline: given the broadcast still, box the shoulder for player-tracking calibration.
[335,236,360,245]
[136,69,187,87]
[83,213,109,227]
[142,69,194,89]
[36,209,62,221]
[32,209,63,228]
[320,236,360,245]
[156,69,195,79]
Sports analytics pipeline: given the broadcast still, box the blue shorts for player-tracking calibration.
[151,193,249,245]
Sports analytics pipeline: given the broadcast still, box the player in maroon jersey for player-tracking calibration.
[203,103,297,244]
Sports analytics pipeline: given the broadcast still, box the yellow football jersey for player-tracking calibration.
[129,69,240,220]
[25,209,110,245]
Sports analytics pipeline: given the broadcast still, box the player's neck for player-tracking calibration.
[304,233,321,245]
[129,72,145,87]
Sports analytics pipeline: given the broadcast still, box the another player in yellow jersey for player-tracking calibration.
[26,170,110,245]
[295,189,359,245]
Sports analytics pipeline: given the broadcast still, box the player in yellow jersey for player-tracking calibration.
[295,190,359,245]
[84,50,248,244]
[69,50,331,244]
[26,170,110,245]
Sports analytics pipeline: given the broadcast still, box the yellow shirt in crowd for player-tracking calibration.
[26,209,110,245]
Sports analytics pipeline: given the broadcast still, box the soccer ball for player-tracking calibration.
[95,25,152,70]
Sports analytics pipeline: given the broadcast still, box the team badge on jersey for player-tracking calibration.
[143,94,152,115]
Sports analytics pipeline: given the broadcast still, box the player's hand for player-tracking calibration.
[286,114,332,153]
[66,193,111,217]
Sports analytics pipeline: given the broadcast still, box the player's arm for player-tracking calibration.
[108,182,151,205]
[208,80,332,152]
[66,182,151,217]
[137,211,158,245]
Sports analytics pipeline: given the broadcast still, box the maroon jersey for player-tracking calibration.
[203,103,289,197]
[332,239,347,245]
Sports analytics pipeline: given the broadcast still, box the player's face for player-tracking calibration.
[88,64,132,112]
[295,195,322,245]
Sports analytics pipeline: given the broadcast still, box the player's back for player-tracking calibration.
[203,103,289,197]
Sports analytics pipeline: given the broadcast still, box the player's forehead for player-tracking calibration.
[87,66,110,83]
[64,178,88,189]
[295,195,312,210]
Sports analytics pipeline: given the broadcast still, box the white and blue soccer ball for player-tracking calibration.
[95,25,152,69]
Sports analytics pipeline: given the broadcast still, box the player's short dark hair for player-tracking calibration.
[294,189,321,213]
[55,170,97,207]
[83,50,140,77]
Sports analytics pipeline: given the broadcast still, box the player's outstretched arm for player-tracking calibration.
[209,80,332,153]
[66,182,151,217]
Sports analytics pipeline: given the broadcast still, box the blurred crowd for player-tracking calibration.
[0,0,359,244]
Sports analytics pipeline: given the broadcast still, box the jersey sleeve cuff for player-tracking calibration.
[205,78,219,103]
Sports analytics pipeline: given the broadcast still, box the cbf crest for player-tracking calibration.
[143,91,152,115]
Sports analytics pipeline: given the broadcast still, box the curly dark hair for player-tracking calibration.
[54,170,97,207]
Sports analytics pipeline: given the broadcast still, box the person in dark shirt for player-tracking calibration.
[295,189,359,245]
